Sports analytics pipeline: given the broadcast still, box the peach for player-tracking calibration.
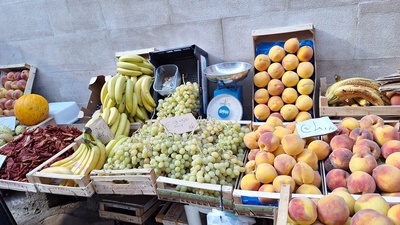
[12,90,23,100]
[323,124,350,143]
[387,204,400,225]
[280,104,299,122]
[373,124,400,147]
[288,197,318,224]
[0,97,7,109]
[6,72,15,81]
[0,76,7,85]
[297,61,314,79]
[352,139,381,160]
[281,87,298,104]
[269,112,284,122]
[254,54,271,71]
[359,114,385,132]
[272,175,296,193]
[272,126,292,141]
[255,123,275,136]
[295,111,312,122]
[296,78,314,95]
[266,115,284,127]
[332,188,356,216]
[387,91,397,99]
[253,71,271,88]
[268,45,286,62]
[247,148,260,161]
[4,89,13,99]
[307,139,331,161]
[296,184,322,194]
[10,80,18,89]
[310,171,322,188]
[351,209,394,225]
[254,88,270,104]
[4,81,12,90]
[281,54,299,71]
[391,93,400,105]
[240,173,261,191]
[257,184,277,204]
[267,62,285,79]
[281,71,299,87]
[341,117,360,131]
[21,70,29,80]
[291,161,315,186]
[329,147,353,170]
[317,194,350,225]
[244,160,256,174]
[372,164,400,193]
[267,78,285,96]
[255,150,275,165]
[285,121,297,133]
[354,193,390,215]
[284,37,300,54]
[267,96,284,111]
[4,99,14,110]
[281,133,305,156]
[295,94,313,111]
[386,152,400,169]
[297,46,314,62]
[325,168,350,191]
[254,103,270,121]
[3,109,10,116]
[255,163,277,184]
[13,72,21,80]
[381,140,400,159]
[296,148,319,170]
[324,157,335,173]
[330,134,355,151]
[349,152,377,174]
[273,144,285,157]
[0,88,6,98]
[7,109,14,116]
[347,171,376,194]
[258,132,280,152]
[243,131,260,149]
[349,128,373,142]
[273,153,296,175]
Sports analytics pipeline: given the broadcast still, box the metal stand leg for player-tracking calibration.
[0,191,17,225]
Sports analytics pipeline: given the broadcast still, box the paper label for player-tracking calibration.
[160,114,199,134]
[0,155,6,169]
[296,117,338,138]
[87,117,114,144]
[0,116,16,130]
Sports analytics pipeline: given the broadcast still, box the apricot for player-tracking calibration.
[253,71,271,88]
[273,144,286,157]
[243,131,260,149]
[267,96,284,111]
[272,126,292,141]
[307,139,331,161]
[347,171,376,194]
[295,94,313,111]
[281,87,298,104]
[258,131,280,152]
[372,164,400,193]
[254,103,270,121]
[354,193,390,215]
[255,163,277,184]
[267,62,285,79]
[296,148,319,170]
[254,88,270,104]
[297,78,314,95]
[266,116,284,127]
[296,184,322,194]
[281,133,305,156]
[254,150,275,165]
[244,160,256,174]
[254,54,271,71]
[297,61,314,79]
[268,45,286,62]
[248,148,260,161]
[240,173,261,191]
[297,45,314,62]
[291,161,315,186]
[288,197,318,224]
[317,194,350,225]
[273,153,296,175]
[295,111,312,122]
[280,104,299,121]
[284,37,300,54]
[310,171,322,188]
[272,175,296,193]
[351,209,393,225]
[281,54,299,71]
[255,123,275,136]
[341,117,360,131]
[257,184,277,204]
[267,78,285,96]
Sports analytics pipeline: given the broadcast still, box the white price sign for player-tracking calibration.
[160,113,199,134]
[296,117,338,138]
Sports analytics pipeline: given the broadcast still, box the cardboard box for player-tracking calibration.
[252,24,317,122]
[49,102,80,124]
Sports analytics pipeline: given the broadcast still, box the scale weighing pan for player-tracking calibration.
[204,62,252,84]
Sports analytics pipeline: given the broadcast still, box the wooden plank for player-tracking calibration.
[275,185,291,225]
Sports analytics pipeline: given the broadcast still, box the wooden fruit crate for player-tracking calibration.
[90,168,157,195]
[99,195,162,224]
[26,141,95,197]
[319,77,400,119]
[156,176,235,210]
[0,63,36,95]
[155,202,188,225]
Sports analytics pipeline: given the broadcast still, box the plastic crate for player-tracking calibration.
[149,45,209,118]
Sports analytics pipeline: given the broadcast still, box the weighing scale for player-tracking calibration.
[204,62,252,120]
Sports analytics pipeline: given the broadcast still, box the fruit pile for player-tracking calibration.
[0,69,29,116]
[253,37,315,122]
[286,192,398,224]
[240,117,324,203]
[0,123,26,147]
[323,114,400,195]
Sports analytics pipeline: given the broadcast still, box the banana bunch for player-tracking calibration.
[42,128,106,187]
[100,73,155,125]
[116,53,154,77]
[326,77,390,106]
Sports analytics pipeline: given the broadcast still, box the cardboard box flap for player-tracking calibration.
[252,23,315,44]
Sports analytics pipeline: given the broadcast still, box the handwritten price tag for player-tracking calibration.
[296,117,338,138]
[160,113,199,134]
[87,116,114,144]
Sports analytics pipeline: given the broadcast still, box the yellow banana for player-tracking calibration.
[94,140,107,170]
[140,67,154,75]
[117,61,141,71]
[134,115,144,123]
[130,92,138,117]
[85,112,102,127]
[128,116,135,123]
[125,79,134,113]
[108,136,129,159]
[141,75,156,108]
[50,143,86,167]
[139,105,149,121]
[119,54,145,63]
[105,134,128,157]
[108,107,120,126]
[117,67,143,77]
[130,76,138,88]
[134,76,144,106]
[114,75,127,105]
[100,82,108,105]
[135,104,146,121]
[101,107,110,125]
[107,74,120,102]
[117,96,126,113]
[135,61,154,70]
[41,167,74,175]
[123,119,131,136]
[71,143,90,174]
[80,144,100,176]
[110,114,120,135]
[115,113,128,136]
[57,145,88,169]
[332,85,385,106]
[326,77,381,103]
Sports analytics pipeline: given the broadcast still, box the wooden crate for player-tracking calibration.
[156,202,188,225]
[99,195,162,224]
[319,77,400,119]
[26,141,95,197]
[156,176,234,210]
[90,168,157,195]
[0,63,36,95]
[0,179,37,192]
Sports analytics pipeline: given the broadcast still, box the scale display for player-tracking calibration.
[207,94,243,120]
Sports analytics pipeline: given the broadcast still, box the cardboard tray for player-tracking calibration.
[90,168,157,195]
[252,24,318,122]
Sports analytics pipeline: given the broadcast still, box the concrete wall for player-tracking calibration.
[1,0,400,120]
